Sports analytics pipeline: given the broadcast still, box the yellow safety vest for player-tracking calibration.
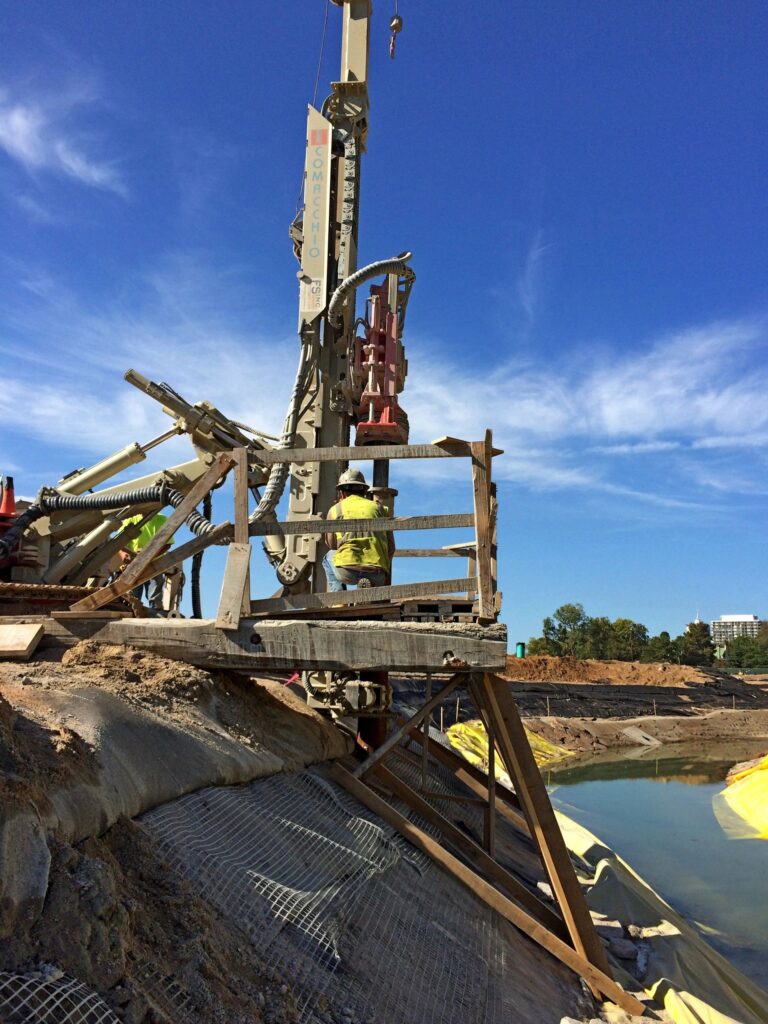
[120,514,173,554]
[329,495,390,570]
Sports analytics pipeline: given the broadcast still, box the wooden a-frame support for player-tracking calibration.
[333,672,649,1018]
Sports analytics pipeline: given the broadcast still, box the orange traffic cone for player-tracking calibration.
[0,476,16,517]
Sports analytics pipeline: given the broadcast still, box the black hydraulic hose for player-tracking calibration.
[0,484,216,559]
[327,252,413,328]
[190,492,212,618]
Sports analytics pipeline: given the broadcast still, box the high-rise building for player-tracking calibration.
[710,614,763,644]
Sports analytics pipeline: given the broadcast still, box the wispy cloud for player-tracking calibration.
[590,441,682,455]
[0,253,295,460]
[0,80,127,196]
[516,229,551,322]
[1,250,765,519]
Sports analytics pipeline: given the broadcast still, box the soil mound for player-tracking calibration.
[505,655,740,688]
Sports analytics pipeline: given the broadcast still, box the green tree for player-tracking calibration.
[727,636,768,670]
[609,618,649,661]
[543,603,588,656]
[677,621,715,666]
[641,631,675,663]
[582,616,614,659]
[526,636,553,656]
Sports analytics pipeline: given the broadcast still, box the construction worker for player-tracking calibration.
[323,469,394,592]
[118,513,176,614]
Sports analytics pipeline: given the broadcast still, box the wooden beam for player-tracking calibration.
[247,512,474,539]
[70,454,235,613]
[249,577,476,614]
[330,764,646,1017]
[232,448,251,616]
[372,763,566,936]
[32,617,508,672]
[352,675,464,778]
[254,441,505,465]
[215,543,251,631]
[477,674,614,986]
[394,549,463,558]
[400,719,529,834]
[471,431,494,622]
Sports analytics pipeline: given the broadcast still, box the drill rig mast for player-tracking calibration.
[273,0,414,591]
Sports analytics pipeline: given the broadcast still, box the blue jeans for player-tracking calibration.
[133,575,165,612]
[323,551,386,592]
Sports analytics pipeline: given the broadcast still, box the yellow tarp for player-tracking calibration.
[713,754,768,841]
[446,718,570,786]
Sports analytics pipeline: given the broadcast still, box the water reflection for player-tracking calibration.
[547,739,768,990]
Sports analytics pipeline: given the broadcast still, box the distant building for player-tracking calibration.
[710,614,763,644]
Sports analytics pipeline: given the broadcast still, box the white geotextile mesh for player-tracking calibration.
[0,972,120,1024]
[140,769,529,1024]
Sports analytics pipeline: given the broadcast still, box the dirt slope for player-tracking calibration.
[504,654,739,687]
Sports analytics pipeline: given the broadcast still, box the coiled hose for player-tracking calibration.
[190,491,212,618]
[327,252,413,328]
[0,484,215,559]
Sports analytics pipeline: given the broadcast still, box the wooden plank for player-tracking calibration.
[353,675,464,778]
[255,443,473,465]
[330,764,646,1016]
[52,610,131,620]
[215,543,251,630]
[471,431,494,622]
[394,549,463,558]
[70,454,235,612]
[247,513,474,539]
[232,448,251,615]
[372,763,566,936]
[32,617,508,672]
[0,622,44,660]
[490,481,498,597]
[400,719,529,834]
[477,673,613,985]
[249,577,476,614]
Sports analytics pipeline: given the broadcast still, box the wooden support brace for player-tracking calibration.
[70,454,235,613]
[330,764,647,1017]
[250,577,476,614]
[471,430,494,622]
[372,763,566,936]
[253,440,504,465]
[232,448,251,616]
[247,512,475,539]
[352,674,464,778]
[476,673,614,989]
[398,717,529,834]
[215,543,251,630]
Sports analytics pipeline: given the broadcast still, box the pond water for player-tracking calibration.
[546,739,768,991]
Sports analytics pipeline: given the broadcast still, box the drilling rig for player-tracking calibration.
[1,0,412,613]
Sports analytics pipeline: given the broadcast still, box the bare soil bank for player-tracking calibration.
[502,655,768,754]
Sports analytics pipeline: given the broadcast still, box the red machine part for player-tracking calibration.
[353,281,408,445]
[0,477,37,576]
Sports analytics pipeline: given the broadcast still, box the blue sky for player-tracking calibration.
[1,0,766,642]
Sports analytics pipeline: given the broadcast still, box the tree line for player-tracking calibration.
[524,603,768,668]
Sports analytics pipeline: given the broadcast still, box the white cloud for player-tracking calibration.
[0,254,297,459]
[589,441,682,455]
[0,251,765,516]
[0,82,126,196]
[516,229,551,322]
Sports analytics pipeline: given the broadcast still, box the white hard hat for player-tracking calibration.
[337,468,368,490]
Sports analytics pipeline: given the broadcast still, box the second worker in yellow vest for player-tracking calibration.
[323,469,394,592]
